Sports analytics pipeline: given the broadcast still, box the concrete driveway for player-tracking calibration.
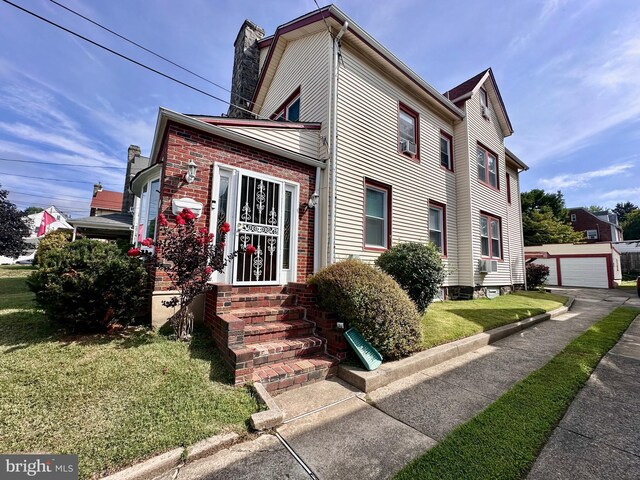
[157,288,638,480]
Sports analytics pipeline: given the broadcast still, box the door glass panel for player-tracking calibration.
[146,180,160,239]
[216,175,230,239]
[236,176,280,283]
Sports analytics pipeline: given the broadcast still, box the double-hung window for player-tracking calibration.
[477,145,498,189]
[364,180,391,249]
[398,103,419,159]
[506,174,512,203]
[479,87,488,107]
[440,131,453,171]
[137,178,160,245]
[480,213,501,259]
[272,88,301,122]
[429,201,446,255]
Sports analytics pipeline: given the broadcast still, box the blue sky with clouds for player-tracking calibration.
[1,0,638,218]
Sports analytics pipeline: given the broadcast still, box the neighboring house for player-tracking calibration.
[568,207,623,242]
[90,186,123,217]
[0,206,74,264]
[131,5,529,390]
[70,145,149,240]
[526,243,622,289]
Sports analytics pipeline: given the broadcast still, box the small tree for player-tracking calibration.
[34,230,70,265]
[526,263,550,289]
[0,184,31,258]
[23,206,44,215]
[137,208,249,340]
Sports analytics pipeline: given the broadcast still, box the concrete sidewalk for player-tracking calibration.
[156,289,636,480]
[527,316,640,480]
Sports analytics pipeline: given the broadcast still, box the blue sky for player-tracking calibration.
[1,0,638,218]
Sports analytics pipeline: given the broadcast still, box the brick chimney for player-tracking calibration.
[93,182,103,197]
[227,20,265,118]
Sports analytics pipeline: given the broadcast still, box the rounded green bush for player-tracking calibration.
[310,259,421,360]
[27,239,147,332]
[34,230,71,266]
[376,242,445,312]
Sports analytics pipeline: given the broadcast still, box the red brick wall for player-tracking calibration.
[569,209,618,243]
[152,122,316,291]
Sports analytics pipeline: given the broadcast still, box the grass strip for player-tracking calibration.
[421,291,567,349]
[396,306,640,480]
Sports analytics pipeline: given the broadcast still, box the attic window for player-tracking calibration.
[272,88,301,122]
[479,87,488,107]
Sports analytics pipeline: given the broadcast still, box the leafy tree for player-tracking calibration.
[521,189,566,219]
[23,206,44,215]
[613,201,638,224]
[622,210,640,240]
[0,184,31,258]
[586,205,607,213]
[523,210,584,246]
[520,189,582,246]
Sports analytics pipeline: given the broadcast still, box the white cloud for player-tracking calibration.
[599,188,640,201]
[539,162,635,190]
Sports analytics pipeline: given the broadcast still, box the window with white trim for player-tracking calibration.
[429,203,446,254]
[440,132,452,170]
[480,213,501,259]
[479,87,488,106]
[570,213,576,222]
[477,145,498,188]
[137,178,160,245]
[586,229,598,240]
[364,181,390,249]
[398,103,419,158]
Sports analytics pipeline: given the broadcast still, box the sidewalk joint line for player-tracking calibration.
[275,432,319,479]
[282,394,358,424]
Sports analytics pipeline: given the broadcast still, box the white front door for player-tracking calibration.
[210,165,298,286]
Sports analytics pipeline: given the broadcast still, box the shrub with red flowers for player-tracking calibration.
[144,208,251,340]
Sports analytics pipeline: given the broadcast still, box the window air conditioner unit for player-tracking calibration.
[478,260,498,273]
[400,139,417,155]
[481,105,491,119]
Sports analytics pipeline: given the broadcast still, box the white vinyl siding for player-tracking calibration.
[219,125,319,159]
[334,42,459,285]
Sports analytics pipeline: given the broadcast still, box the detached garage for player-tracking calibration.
[525,243,622,289]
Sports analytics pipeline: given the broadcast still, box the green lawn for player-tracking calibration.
[422,291,567,349]
[617,279,637,293]
[0,266,258,479]
[396,305,640,480]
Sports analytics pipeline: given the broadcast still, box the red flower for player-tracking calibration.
[218,241,225,248]
[246,244,256,255]
[220,222,231,233]
[175,215,186,225]
[181,208,196,221]
[158,213,169,227]
[141,237,154,247]
[204,266,213,275]
[198,227,208,235]
[127,248,141,257]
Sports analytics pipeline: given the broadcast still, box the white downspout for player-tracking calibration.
[328,21,348,264]
[313,165,320,273]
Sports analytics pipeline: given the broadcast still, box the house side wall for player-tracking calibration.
[217,125,320,159]
[333,42,459,286]
[506,165,525,284]
[256,31,332,157]
[153,122,317,293]
[465,83,512,286]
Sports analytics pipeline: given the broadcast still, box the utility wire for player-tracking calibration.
[2,0,264,119]
[8,189,91,201]
[0,156,125,169]
[49,0,266,113]
[0,171,120,187]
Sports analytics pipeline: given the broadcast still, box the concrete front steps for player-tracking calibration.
[206,284,339,395]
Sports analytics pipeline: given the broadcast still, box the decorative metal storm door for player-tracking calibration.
[234,174,283,285]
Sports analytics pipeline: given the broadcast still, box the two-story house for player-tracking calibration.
[568,207,623,242]
[131,5,528,391]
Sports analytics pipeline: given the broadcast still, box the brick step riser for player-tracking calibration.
[230,296,297,309]
[261,366,338,394]
[244,327,315,345]
[237,311,305,325]
[253,344,325,367]
[230,286,288,295]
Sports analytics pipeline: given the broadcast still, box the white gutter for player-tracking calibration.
[149,108,326,170]
[328,21,348,264]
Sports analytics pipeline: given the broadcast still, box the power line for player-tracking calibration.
[0,157,125,169]
[0,171,120,187]
[49,0,264,114]
[8,189,90,201]
[2,0,261,119]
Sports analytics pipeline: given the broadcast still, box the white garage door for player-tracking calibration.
[532,259,558,285]
[560,257,608,288]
